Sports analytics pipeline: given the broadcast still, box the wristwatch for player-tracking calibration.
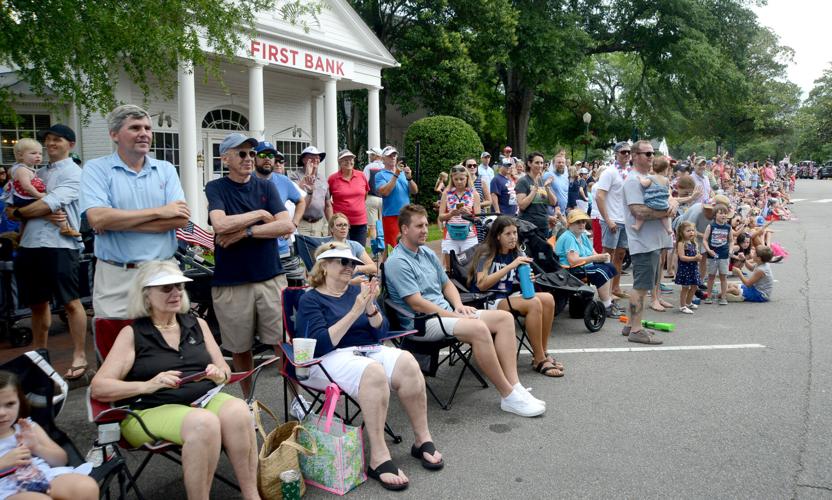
[12,208,22,219]
[245,227,254,238]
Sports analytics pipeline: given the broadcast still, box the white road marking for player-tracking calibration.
[790,198,806,202]
[541,344,767,354]
[812,199,832,203]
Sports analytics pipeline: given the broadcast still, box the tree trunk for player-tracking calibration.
[504,68,534,157]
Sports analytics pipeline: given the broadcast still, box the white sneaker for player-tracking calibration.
[687,303,698,310]
[290,395,312,421]
[679,306,694,314]
[500,390,545,417]
[513,383,546,407]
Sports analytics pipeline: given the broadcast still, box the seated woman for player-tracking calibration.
[553,210,621,318]
[295,242,442,491]
[90,261,258,500]
[469,216,562,378]
[726,245,774,302]
[328,212,377,283]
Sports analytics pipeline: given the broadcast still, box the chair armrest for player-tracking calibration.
[227,355,280,384]
[278,342,323,368]
[380,330,417,342]
[383,298,439,335]
[450,278,472,293]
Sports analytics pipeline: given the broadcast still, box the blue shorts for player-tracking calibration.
[741,285,768,302]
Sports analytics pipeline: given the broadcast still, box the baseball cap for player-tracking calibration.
[37,124,76,143]
[255,141,278,155]
[613,141,630,153]
[566,210,591,225]
[381,146,398,157]
[299,145,326,161]
[143,270,193,288]
[219,133,258,154]
[337,149,356,160]
[366,147,383,157]
[315,245,364,265]
[503,146,513,152]
[480,152,491,158]
[579,167,589,174]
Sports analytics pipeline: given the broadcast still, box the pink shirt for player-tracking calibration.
[328,169,370,225]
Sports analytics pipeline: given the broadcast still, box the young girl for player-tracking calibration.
[438,165,480,268]
[631,156,672,234]
[4,139,81,237]
[432,171,449,211]
[469,216,562,377]
[0,371,97,499]
[674,221,702,314]
[750,167,760,190]
[726,245,775,302]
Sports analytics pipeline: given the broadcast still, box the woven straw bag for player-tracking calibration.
[253,401,317,499]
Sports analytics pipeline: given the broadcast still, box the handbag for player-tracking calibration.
[298,384,367,495]
[252,401,316,500]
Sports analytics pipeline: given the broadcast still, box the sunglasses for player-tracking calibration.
[257,152,276,159]
[236,150,256,159]
[451,166,468,173]
[465,163,477,168]
[634,151,654,157]
[618,150,631,155]
[330,257,357,268]
[156,283,185,293]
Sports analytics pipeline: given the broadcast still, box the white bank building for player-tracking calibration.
[1,0,396,226]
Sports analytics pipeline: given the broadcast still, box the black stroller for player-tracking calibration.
[462,215,606,333]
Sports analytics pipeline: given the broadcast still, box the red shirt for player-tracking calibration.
[328,169,370,224]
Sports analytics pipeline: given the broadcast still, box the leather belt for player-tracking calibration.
[302,216,322,223]
[99,259,141,269]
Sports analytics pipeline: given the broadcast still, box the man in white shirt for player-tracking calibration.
[594,141,630,303]
[478,152,494,187]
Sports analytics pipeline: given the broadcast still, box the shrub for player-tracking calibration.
[403,116,484,218]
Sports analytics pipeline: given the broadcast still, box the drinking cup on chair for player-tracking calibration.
[293,338,317,380]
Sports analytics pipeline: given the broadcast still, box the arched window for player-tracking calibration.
[201,109,249,131]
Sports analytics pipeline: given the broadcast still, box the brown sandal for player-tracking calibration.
[534,360,564,378]
[544,356,564,371]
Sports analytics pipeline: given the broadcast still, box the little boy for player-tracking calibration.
[632,156,672,234]
[726,245,774,302]
[5,138,81,237]
[702,205,733,305]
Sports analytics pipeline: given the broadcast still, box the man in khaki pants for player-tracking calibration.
[206,133,296,397]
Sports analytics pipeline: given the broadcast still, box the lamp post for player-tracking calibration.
[582,112,592,161]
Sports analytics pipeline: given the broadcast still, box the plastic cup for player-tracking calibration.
[293,338,317,380]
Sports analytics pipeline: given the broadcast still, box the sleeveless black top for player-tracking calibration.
[118,313,216,410]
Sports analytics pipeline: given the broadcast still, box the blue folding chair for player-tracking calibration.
[293,234,332,273]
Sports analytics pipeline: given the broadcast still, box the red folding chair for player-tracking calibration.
[87,317,278,498]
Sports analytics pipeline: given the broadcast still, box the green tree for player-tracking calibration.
[0,0,324,118]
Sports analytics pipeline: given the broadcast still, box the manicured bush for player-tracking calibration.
[403,115,484,218]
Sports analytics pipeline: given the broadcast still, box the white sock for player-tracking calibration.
[603,298,612,308]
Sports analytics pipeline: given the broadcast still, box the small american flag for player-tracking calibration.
[176,221,215,251]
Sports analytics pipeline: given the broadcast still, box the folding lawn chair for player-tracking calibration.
[278,286,412,443]
[293,234,332,272]
[87,317,279,499]
[379,264,489,410]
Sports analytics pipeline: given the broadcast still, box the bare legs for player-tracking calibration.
[498,293,555,367]
[451,310,519,397]
[606,247,627,295]
[30,299,87,378]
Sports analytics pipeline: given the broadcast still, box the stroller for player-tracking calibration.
[0,349,126,496]
[461,215,606,333]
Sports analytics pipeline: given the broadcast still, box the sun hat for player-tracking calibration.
[143,271,193,288]
[366,147,383,157]
[566,210,591,225]
[337,149,356,160]
[219,133,258,154]
[315,245,364,265]
[299,145,326,162]
[381,146,398,157]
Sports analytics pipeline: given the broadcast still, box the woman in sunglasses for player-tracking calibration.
[91,261,259,500]
[295,242,443,491]
[328,212,378,283]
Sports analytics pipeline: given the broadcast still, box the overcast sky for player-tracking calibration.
[752,0,831,96]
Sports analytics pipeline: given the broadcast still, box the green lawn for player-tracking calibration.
[428,224,443,241]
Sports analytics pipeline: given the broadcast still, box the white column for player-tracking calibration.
[178,61,203,226]
[248,63,265,140]
[324,77,339,177]
[311,93,324,147]
[367,86,381,150]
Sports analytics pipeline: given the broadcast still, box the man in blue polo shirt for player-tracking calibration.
[206,133,295,397]
[375,146,417,248]
[254,140,306,283]
[81,104,189,318]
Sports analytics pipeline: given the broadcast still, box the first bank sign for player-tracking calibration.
[249,39,354,79]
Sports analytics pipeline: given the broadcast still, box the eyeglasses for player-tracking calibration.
[257,152,275,159]
[156,283,185,293]
[618,150,631,155]
[634,151,654,157]
[330,257,357,268]
[236,150,256,159]
[333,223,349,229]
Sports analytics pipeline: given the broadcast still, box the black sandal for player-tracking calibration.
[410,441,444,470]
[534,360,564,378]
[367,460,409,491]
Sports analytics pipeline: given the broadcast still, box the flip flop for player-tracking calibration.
[534,360,564,378]
[367,460,409,491]
[544,356,565,371]
[649,304,666,312]
[410,442,444,470]
[64,363,88,380]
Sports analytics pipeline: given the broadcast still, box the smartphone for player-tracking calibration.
[456,203,464,210]
[177,370,207,386]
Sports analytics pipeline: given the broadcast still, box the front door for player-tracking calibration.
[204,134,228,184]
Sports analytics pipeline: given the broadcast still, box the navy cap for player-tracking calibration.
[613,141,630,153]
[37,124,76,143]
[255,141,281,156]
[219,133,258,154]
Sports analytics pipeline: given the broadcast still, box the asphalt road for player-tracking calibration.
[53,179,832,499]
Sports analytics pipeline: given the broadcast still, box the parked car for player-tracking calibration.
[818,161,832,180]
[798,160,816,178]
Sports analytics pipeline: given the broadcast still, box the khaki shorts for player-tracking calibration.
[366,195,382,232]
[211,274,287,353]
[93,259,176,319]
[297,218,329,237]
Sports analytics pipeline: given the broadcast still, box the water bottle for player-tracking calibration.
[517,264,535,299]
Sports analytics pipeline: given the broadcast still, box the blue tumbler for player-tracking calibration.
[517,264,535,299]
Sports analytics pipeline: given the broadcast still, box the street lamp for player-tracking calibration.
[582,112,592,161]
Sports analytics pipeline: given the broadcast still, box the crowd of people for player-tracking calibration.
[0,101,800,496]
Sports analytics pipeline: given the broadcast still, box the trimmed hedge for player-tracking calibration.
[403,116,484,218]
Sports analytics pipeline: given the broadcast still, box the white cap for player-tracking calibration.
[337,149,356,160]
[579,167,589,174]
[315,246,364,265]
[366,147,383,157]
[300,145,326,161]
[480,151,491,158]
[381,146,398,157]
[143,271,193,288]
